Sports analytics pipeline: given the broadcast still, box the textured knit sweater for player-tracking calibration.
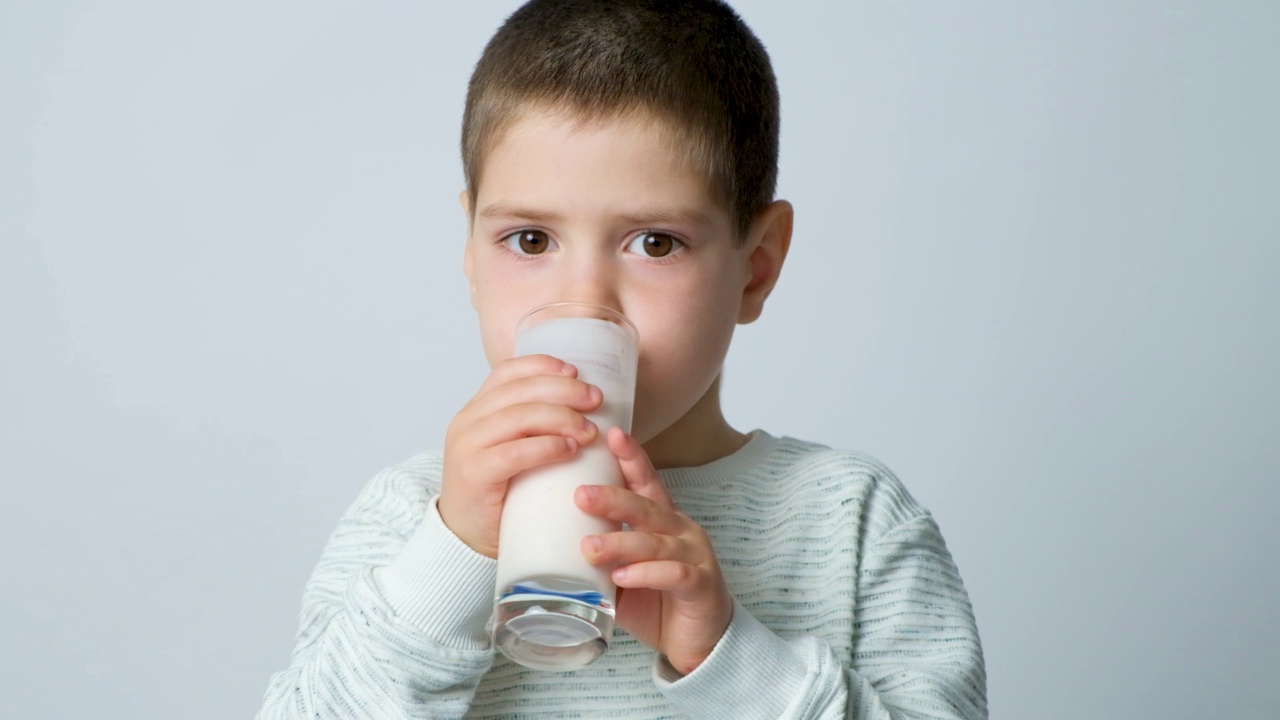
[257,430,987,719]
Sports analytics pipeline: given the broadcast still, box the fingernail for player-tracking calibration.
[561,363,577,376]
[586,535,602,552]
[583,419,598,435]
[612,566,628,582]
[565,437,578,452]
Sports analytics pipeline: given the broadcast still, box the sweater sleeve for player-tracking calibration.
[256,465,498,720]
[654,512,987,719]
[844,512,987,718]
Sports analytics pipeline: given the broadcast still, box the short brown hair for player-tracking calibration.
[462,0,779,241]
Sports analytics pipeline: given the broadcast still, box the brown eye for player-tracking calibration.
[628,232,681,258]
[504,230,554,255]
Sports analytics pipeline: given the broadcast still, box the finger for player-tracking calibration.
[467,373,603,423]
[581,529,688,567]
[472,434,584,487]
[465,401,599,450]
[574,484,685,535]
[477,353,578,394]
[610,560,715,601]
[605,426,674,509]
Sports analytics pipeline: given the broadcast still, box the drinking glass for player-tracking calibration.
[492,301,639,671]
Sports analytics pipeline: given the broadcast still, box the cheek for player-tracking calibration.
[473,289,520,367]
[635,269,741,368]
[634,304,736,391]
[479,325,512,368]
[471,259,564,367]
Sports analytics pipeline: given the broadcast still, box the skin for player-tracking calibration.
[439,105,792,676]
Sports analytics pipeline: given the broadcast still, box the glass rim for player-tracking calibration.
[515,301,638,340]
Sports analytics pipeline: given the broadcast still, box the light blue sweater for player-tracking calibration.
[258,431,987,718]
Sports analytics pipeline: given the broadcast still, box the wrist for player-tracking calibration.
[437,491,498,559]
[656,599,812,718]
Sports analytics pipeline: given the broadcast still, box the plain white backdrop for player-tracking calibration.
[2,1,1277,717]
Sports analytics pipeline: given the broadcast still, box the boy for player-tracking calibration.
[258,1,986,717]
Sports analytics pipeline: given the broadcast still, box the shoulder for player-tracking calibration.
[763,434,933,538]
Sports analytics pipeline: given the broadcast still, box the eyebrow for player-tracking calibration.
[477,202,712,227]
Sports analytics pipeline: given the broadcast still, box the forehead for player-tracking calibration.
[474,106,726,220]
[480,103,718,187]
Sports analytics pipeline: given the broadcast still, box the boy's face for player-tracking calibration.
[464,108,759,448]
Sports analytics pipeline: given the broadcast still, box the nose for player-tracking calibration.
[558,249,623,314]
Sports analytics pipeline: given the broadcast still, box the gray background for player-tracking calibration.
[3,1,1277,718]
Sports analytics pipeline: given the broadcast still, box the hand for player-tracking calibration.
[575,427,734,676]
[438,354,602,558]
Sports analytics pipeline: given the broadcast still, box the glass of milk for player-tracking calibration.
[492,301,639,671]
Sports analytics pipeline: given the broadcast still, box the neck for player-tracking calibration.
[641,374,749,470]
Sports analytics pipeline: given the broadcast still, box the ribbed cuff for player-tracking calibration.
[378,496,497,651]
[655,598,808,718]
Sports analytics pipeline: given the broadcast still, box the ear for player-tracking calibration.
[738,200,793,325]
[460,190,478,307]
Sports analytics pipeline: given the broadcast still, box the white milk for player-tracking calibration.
[495,316,637,605]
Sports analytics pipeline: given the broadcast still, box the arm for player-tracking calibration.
[656,513,987,719]
[256,467,497,720]
[844,513,987,717]
[580,431,985,718]
[258,354,602,719]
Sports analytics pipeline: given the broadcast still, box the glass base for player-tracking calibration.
[493,595,614,671]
